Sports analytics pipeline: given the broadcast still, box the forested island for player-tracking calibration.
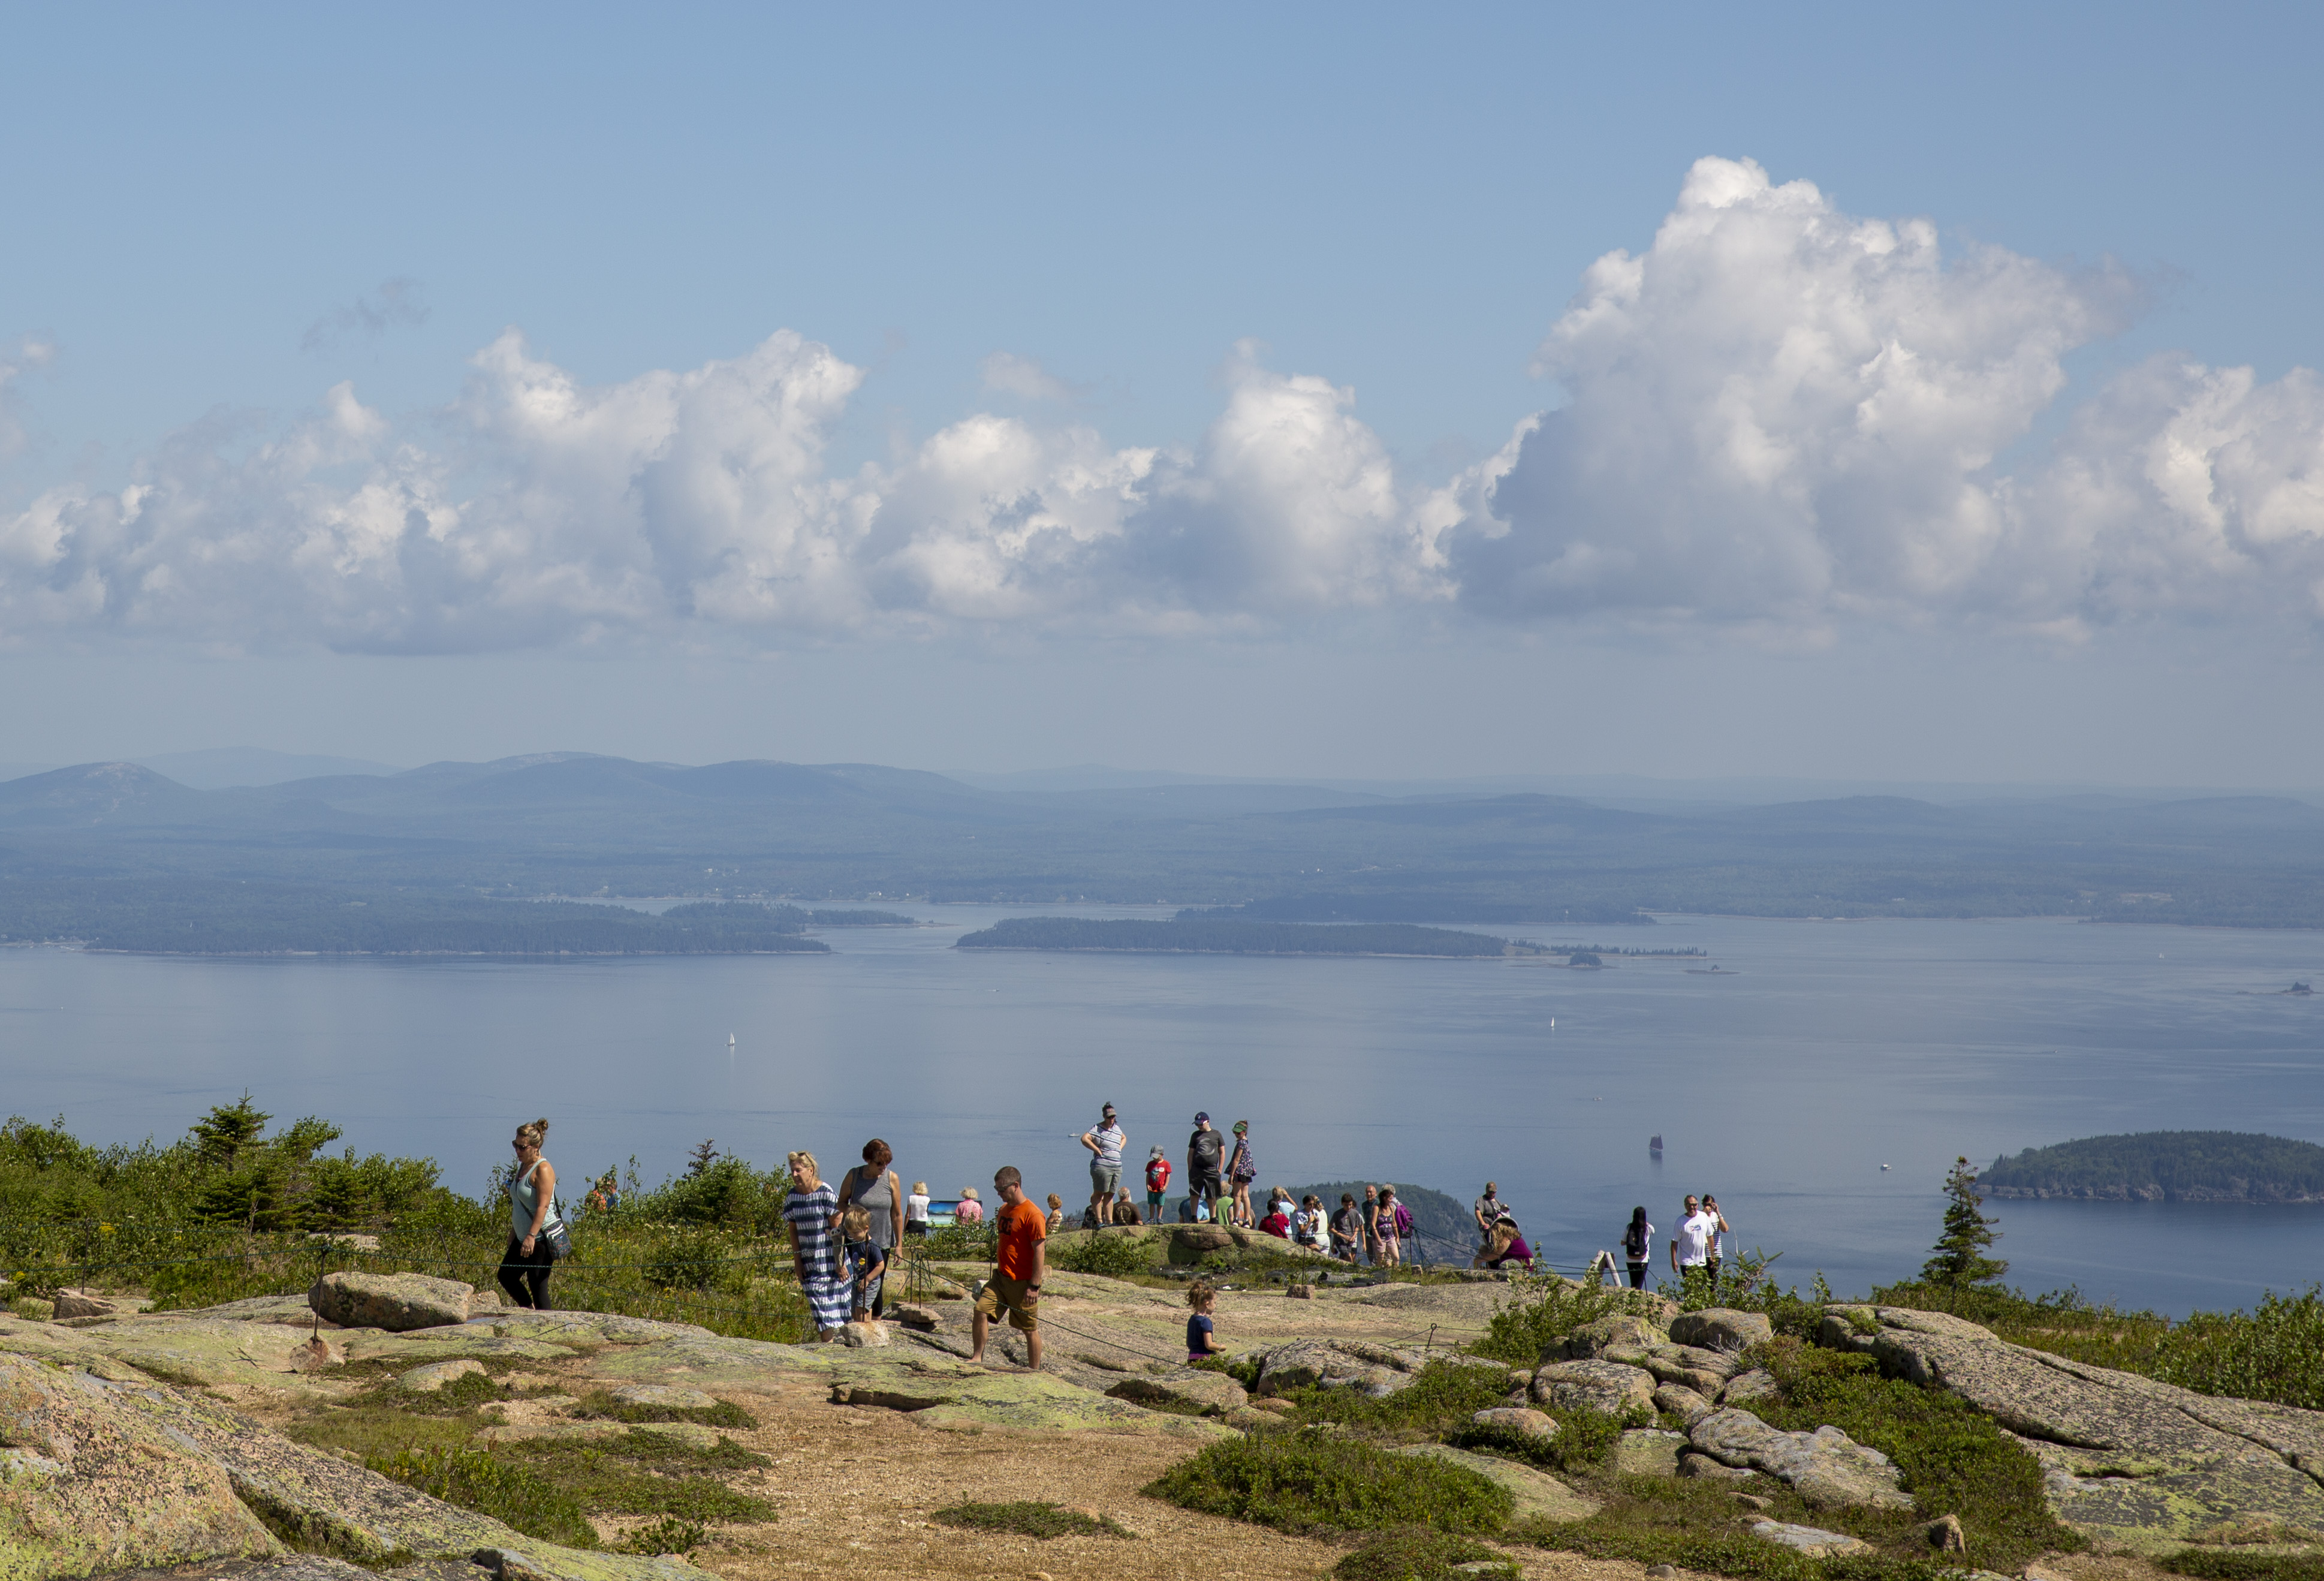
[955,917,1546,957]
[1983,1131,2324,1202]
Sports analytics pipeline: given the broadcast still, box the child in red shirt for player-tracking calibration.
[1145,1147,1172,1222]
[969,1164,1045,1370]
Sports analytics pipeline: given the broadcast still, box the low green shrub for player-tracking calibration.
[1192,1353,1265,1390]
[930,1500,1135,1539]
[370,1445,596,1549]
[1053,1231,1157,1278]
[2154,1287,2324,1410]
[2163,1550,2324,1581]
[1869,1279,2172,1375]
[1144,1426,1513,1536]
[616,1516,707,1556]
[1469,1273,1639,1365]
[1506,1472,1822,1576]
[1335,1529,1521,1580]
[1457,1403,1625,1475]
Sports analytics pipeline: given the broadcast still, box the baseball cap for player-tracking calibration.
[1194,1110,1210,1122]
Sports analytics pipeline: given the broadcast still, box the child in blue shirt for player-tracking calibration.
[841,1205,886,1322]
[1186,1279,1223,1363]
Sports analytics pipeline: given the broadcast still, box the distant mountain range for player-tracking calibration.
[3,751,2323,950]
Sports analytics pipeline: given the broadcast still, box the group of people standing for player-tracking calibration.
[1600,1192,1733,1291]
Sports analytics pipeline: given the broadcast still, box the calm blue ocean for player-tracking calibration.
[4,911,2320,1318]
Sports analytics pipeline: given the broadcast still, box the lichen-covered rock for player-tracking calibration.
[1104,1368,1247,1416]
[396,1359,486,1393]
[1253,1339,1426,1399]
[837,1321,890,1348]
[1617,1429,1685,1477]
[607,1383,717,1410]
[1532,1359,1654,1418]
[1472,1407,1557,1440]
[1550,1312,1665,1362]
[1750,1520,1873,1555]
[1821,1304,2324,1549]
[1688,1407,1911,1510]
[1391,1443,1600,1522]
[309,1272,475,1333]
[1720,1368,1779,1406]
[1654,1382,1716,1422]
[1669,1309,1774,1353]
[1678,1450,1757,1480]
[0,1352,281,1578]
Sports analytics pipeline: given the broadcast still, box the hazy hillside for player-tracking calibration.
[4,752,2324,950]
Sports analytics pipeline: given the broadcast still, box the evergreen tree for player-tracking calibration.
[189,1094,270,1169]
[1922,1155,2007,1287]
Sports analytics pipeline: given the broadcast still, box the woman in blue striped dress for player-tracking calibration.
[784,1150,851,1339]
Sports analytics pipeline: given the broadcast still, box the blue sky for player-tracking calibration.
[3,4,2321,785]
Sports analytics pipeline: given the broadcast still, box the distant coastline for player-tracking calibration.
[955,917,1546,958]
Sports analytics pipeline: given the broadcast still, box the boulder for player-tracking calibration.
[1653,1382,1716,1422]
[1171,1225,1234,1255]
[0,1351,282,1577]
[52,1290,146,1321]
[837,1321,889,1348]
[1687,1407,1911,1510]
[1390,1444,1600,1523]
[1750,1520,1874,1556]
[1532,1359,1654,1419]
[1819,1305,2324,1548]
[396,1359,486,1393]
[889,1303,942,1330]
[1668,1309,1774,1353]
[1925,1513,1968,1552]
[1472,1407,1557,1440]
[309,1272,475,1333]
[1254,1339,1426,1399]
[1720,1368,1779,1406]
[1678,1450,1756,1478]
[1104,1369,1248,1416]
[1641,1353,1731,1398]
[1616,1429,1685,1477]
[1550,1312,1665,1362]
[606,1383,718,1410]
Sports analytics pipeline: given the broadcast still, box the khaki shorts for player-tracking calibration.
[974,1273,1040,1332]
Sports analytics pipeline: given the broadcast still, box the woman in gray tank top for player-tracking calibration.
[836,1138,902,1320]
[499,1117,559,1309]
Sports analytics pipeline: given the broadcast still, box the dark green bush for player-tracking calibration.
[1336,1529,1520,1580]
[1469,1275,1641,1365]
[930,1500,1135,1539]
[569,1389,756,1431]
[1144,1427,1513,1536]
[615,1516,707,1556]
[641,1230,747,1293]
[1458,1402,1626,1476]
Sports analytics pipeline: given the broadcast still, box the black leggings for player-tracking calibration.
[499,1234,554,1309]
[1626,1260,1648,1290]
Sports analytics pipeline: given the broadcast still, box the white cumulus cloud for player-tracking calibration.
[1446,156,2324,635]
[5,156,2323,652]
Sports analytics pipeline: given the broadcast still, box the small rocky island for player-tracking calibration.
[1982,1130,2324,1202]
[954,917,1549,957]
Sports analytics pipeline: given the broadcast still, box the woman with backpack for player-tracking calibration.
[1621,1205,1655,1289]
[1373,1185,1405,1267]
[500,1117,565,1310]
[1226,1121,1257,1228]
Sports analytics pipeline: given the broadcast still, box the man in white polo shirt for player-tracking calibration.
[1670,1194,1718,1295]
[1080,1102,1127,1226]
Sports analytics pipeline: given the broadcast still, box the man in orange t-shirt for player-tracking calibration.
[969,1164,1046,1369]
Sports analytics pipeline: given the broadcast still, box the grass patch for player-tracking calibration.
[569,1388,757,1430]
[1144,1426,1513,1537]
[1506,1472,1827,1578]
[370,1444,598,1549]
[2153,1288,2324,1410]
[369,1368,516,1416]
[1335,1528,1521,1580]
[1746,1336,2082,1571]
[930,1500,1136,1540]
[1283,1359,1519,1437]
[2164,1552,2324,1581]
[501,1431,774,1522]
